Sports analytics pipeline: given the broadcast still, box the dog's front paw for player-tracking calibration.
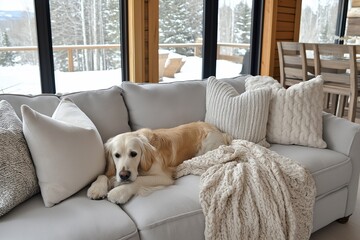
[87,175,109,200]
[107,185,134,204]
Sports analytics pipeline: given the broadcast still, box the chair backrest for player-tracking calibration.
[313,43,358,122]
[277,41,308,87]
[313,44,357,91]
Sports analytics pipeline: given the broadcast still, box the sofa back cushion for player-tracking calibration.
[122,76,246,130]
[0,94,60,119]
[62,86,131,142]
[0,86,131,143]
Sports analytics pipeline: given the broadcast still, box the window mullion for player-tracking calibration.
[120,0,129,82]
[34,0,56,93]
[249,0,264,75]
[202,0,219,79]
[335,0,349,44]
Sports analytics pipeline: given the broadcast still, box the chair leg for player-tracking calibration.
[337,215,351,224]
[336,96,346,118]
[348,95,356,122]
[330,94,338,115]
[323,93,329,110]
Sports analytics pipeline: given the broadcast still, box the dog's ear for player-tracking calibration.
[138,134,156,172]
[104,138,116,178]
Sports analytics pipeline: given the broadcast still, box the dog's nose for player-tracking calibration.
[119,170,131,181]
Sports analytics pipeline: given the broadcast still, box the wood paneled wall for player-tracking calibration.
[260,0,302,80]
[128,0,159,83]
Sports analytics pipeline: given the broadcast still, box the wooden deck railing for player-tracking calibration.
[0,42,250,72]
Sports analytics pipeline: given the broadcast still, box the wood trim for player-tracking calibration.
[128,0,145,83]
[260,0,302,77]
[353,0,360,7]
[147,0,159,83]
[293,0,302,42]
[261,0,278,76]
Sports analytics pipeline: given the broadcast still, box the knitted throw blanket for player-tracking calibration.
[175,140,316,240]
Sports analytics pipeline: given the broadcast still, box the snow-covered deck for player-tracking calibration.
[0,56,242,94]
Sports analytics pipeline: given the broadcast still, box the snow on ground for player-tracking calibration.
[0,65,42,94]
[0,57,243,94]
[162,56,242,82]
[55,69,122,94]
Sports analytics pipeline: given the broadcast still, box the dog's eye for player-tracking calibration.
[130,151,137,157]
[114,153,121,158]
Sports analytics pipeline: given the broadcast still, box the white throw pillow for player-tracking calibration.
[245,75,327,148]
[205,77,271,145]
[21,98,105,207]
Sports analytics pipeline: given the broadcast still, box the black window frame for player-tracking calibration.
[335,0,349,44]
[33,0,350,93]
[34,0,55,93]
[202,0,264,79]
[34,0,128,94]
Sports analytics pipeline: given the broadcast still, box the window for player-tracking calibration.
[158,0,204,81]
[216,0,253,78]
[0,1,41,94]
[0,0,125,94]
[158,0,262,82]
[344,0,360,44]
[300,0,341,43]
[49,0,123,93]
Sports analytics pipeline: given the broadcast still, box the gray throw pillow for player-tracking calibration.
[0,100,39,217]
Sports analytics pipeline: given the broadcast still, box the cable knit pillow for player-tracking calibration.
[0,100,39,216]
[21,98,105,207]
[205,77,271,145]
[245,75,327,148]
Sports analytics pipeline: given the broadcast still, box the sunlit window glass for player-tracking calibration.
[0,0,41,94]
[49,0,122,93]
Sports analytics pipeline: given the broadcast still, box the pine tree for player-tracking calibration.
[50,0,83,71]
[317,3,330,43]
[232,1,252,57]
[159,0,202,56]
[233,0,251,44]
[102,0,121,70]
[49,0,121,71]
[218,4,233,43]
[0,31,16,66]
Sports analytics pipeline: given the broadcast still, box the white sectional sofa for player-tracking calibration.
[0,76,360,240]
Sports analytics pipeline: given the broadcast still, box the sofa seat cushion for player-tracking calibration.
[122,175,205,240]
[0,189,139,240]
[270,144,351,197]
[122,146,350,240]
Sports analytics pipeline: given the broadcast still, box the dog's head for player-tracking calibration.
[104,132,156,183]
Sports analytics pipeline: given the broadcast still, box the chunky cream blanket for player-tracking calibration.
[175,140,316,240]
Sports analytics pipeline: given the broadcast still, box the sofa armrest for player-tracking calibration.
[323,112,360,216]
[323,112,360,156]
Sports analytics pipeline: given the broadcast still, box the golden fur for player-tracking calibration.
[87,121,231,204]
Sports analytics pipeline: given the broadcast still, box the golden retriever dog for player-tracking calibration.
[87,121,232,204]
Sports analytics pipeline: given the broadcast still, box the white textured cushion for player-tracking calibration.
[205,77,271,144]
[0,100,39,217]
[246,75,327,148]
[21,98,105,207]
